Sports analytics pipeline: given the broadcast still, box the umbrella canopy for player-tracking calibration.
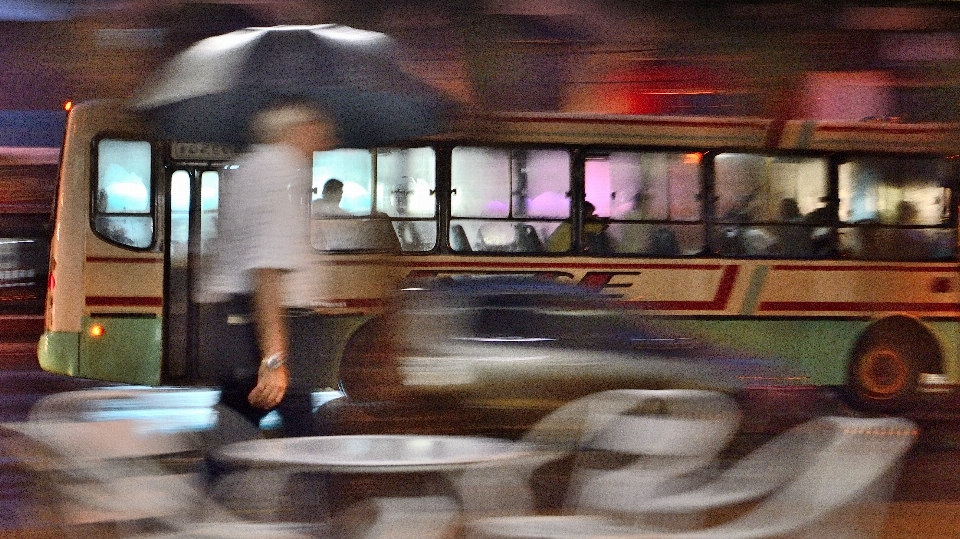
[131,24,456,148]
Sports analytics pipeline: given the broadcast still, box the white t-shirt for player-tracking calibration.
[197,143,313,303]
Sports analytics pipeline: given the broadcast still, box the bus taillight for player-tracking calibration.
[89,324,105,338]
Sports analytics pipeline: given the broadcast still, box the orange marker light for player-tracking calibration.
[64,101,73,111]
[683,153,702,164]
[89,324,105,338]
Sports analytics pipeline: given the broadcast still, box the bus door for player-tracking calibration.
[166,165,220,384]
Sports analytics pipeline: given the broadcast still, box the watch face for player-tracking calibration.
[264,354,284,369]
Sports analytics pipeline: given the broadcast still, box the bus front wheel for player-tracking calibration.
[847,335,920,412]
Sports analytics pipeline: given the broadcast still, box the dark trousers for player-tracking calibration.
[204,295,316,437]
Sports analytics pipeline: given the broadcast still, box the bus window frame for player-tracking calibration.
[833,150,959,261]
[834,151,959,228]
[439,143,959,262]
[89,133,158,252]
[447,142,577,255]
[581,147,708,258]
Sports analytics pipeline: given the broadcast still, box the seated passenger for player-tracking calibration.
[546,202,611,254]
[315,178,350,217]
[805,200,834,257]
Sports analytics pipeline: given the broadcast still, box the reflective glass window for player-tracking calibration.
[838,156,956,260]
[169,170,190,267]
[310,147,436,253]
[93,139,153,248]
[377,147,437,252]
[451,148,570,253]
[199,171,219,256]
[712,154,829,258]
[593,151,703,256]
[312,149,372,216]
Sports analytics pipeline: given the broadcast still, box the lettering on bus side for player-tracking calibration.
[170,142,238,161]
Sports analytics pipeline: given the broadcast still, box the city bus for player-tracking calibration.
[39,99,960,412]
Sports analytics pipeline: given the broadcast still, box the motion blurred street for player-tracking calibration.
[0,316,959,538]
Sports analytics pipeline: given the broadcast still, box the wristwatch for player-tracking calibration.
[261,353,287,370]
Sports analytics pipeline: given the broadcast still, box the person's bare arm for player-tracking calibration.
[248,268,290,409]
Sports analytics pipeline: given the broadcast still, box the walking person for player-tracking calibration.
[197,101,339,437]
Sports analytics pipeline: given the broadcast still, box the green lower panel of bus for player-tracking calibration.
[37,317,162,385]
[660,318,960,386]
[39,317,164,385]
[37,330,80,377]
[81,316,162,385]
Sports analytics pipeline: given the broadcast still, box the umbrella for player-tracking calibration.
[131,24,456,148]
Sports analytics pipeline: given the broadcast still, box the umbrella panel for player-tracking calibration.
[135,25,455,147]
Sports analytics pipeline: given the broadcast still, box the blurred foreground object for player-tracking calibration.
[319,275,821,439]
[130,24,456,148]
[0,415,322,538]
[470,415,917,539]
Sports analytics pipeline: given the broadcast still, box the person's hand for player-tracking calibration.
[248,363,289,409]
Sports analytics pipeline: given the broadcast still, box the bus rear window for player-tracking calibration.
[93,139,153,249]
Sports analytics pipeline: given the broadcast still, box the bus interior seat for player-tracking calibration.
[478,222,518,252]
[312,215,401,253]
[649,227,679,256]
[515,224,543,252]
[450,224,472,252]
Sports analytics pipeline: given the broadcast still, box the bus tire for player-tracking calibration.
[846,318,932,412]
[338,318,403,402]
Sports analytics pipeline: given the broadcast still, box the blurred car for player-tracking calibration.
[315,275,826,439]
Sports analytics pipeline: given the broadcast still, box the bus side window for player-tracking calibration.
[309,147,437,253]
[601,151,701,257]
[712,153,829,259]
[378,148,438,253]
[838,156,957,261]
[451,147,570,254]
[93,139,154,249]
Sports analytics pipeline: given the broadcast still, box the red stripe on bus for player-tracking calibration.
[86,257,163,264]
[814,124,960,135]
[86,296,163,307]
[489,115,770,130]
[759,300,960,314]
[771,264,956,272]
[632,264,739,311]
